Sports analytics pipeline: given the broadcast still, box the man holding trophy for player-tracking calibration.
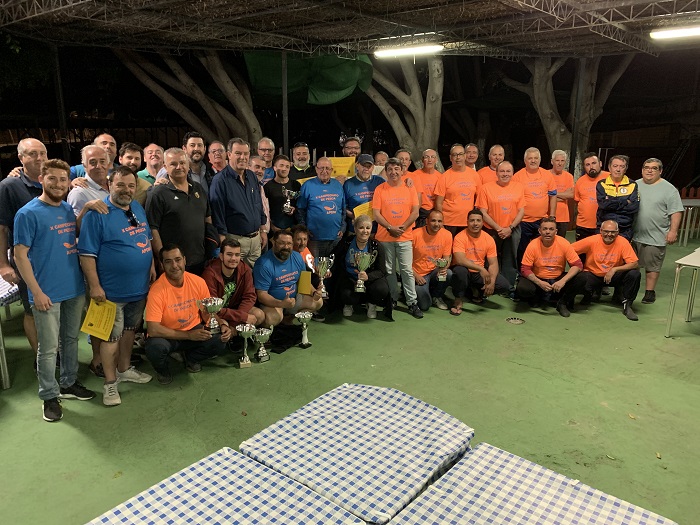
[264,155,301,232]
[330,215,391,320]
[145,244,232,385]
[412,210,453,312]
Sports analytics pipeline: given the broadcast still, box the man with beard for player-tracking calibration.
[574,152,608,241]
[145,244,232,384]
[117,142,151,207]
[412,210,453,311]
[291,142,315,180]
[478,144,505,185]
[182,131,211,194]
[412,149,441,227]
[137,143,164,184]
[202,236,265,328]
[450,209,510,315]
[253,229,323,328]
[434,144,481,237]
[147,148,211,275]
[14,159,95,422]
[342,136,362,158]
[78,166,155,406]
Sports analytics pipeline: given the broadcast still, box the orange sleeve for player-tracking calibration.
[484,234,497,259]
[564,242,581,266]
[571,235,593,255]
[440,230,453,258]
[521,241,538,267]
[145,280,165,324]
[547,172,557,192]
[433,173,446,197]
[452,232,466,253]
[621,239,639,264]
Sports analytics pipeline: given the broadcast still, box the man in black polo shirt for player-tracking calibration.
[0,138,46,355]
[146,148,211,275]
[210,138,267,267]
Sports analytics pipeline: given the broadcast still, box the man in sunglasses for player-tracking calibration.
[78,166,156,406]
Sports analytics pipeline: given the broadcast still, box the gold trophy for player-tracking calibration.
[235,323,255,368]
[281,188,300,214]
[253,327,272,363]
[199,297,225,333]
[352,249,378,292]
[294,311,313,349]
[428,255,452,281]
[314,255,334,298]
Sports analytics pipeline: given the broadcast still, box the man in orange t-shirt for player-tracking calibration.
[372,157,422,318]
[412,210,453,311]
[570,220,641,320]
[550,150,574,238]
[411,148,441,227]
[517,217,582,317]
[434,144,481,236]
[574,152,608,241]
[477,144,505,186]
[513,147,557,266]
[477,160,525,287]
[450,209,510,315]
[145,244,232,384]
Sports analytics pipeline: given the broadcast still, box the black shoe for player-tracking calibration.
[623,301,639,321]
[580,293,592,306]
[383,299,394,321]
[156,371,173,385]
[601,286,611,296]
[641,290,656,304]
[311,312,325,322]
[556,301,571,318]
[42,397,63,422]
[409,304,424,319]
[186,361,202,373]
[59,381,96,401]
[611,291,623,305]
[130,354,144,365]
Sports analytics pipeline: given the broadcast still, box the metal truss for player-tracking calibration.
[0,0,93,28]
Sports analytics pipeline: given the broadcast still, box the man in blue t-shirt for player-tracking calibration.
[343,154,384,233]
[78,166,156,406]
[253,229,322,328]
[14,159,96,422]
[296,157,346,259]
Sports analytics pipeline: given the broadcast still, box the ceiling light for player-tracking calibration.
[374,44,444,58]
[650,25,700,40]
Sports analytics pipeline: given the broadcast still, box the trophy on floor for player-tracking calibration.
[281,188,299,214]
[314,255,334,298]
[235,323,256,368]
[199,297,225,333]
[294,311,313,348]
[253,327,272,363]
[429,255,452,281]
[352,249,378,292]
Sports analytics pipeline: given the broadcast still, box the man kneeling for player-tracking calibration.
[253,229,322,328]
[145,244,232,384]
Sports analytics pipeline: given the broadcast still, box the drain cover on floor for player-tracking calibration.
[505,317,525,325]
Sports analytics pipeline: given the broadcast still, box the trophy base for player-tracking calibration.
[206,327,221,334]
[354,286,366,293]
[299,342,312,349]
[239,356,252,368]
[437,276,447,282]
[255,351,270,363]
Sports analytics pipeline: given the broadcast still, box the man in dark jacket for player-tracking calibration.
[202,236,265,328]
[596,154,639,241]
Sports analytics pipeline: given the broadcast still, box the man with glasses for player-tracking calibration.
[78,166,155,406]
[257,137,276,183]
[342,136,362,158]
[596,154,639,241]
[291,142,315,180]
[632,158,683,304]
[434,144,481,237]
[570,220,641,321]
[208,141,227,175]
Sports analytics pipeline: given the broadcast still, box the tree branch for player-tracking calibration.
[365,85,410,146]
[593,54,635,116]
[549,57,568,76]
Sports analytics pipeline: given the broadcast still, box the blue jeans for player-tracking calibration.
[33,294,85,400]
[145,324,227,375]
[415,268,452,311]
[382,240,417,306]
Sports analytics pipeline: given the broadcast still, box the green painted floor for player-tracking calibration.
[1,240,698,524]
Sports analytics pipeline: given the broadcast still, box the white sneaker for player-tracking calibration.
[343,305,354,317]
[103,382,121,406]
[367,303,377,319]
[117,366,153,384]
[432,297,449,310]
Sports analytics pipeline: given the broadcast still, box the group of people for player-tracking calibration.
[0,132,684,423]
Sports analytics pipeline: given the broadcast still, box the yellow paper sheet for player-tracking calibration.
[298,271,312,295]
[297,176,314,185]
[353,201,374,221]
[81,299,117,340]
[328,157,355,178]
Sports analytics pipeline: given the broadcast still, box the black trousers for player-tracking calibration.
[452,266,510,300]
[339,275,391,307]
[568,269,641,303]
[516,273,576,304]
[517,220,541,268]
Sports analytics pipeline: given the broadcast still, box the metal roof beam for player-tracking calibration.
[0,0,93,28]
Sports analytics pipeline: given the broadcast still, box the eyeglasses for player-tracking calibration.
[317,167,332,172]
[601,230,618,235]
[258,148,274,153]
[209,148,225,155]
[125,208,139,228]
[451,152,465,157]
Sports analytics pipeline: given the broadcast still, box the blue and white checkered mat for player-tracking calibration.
[87,447,363,524]
[239,383,475,524]
[391,442,677,525]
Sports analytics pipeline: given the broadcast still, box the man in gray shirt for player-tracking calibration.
[632,157,683,304]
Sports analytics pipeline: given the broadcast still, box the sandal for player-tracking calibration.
[449,303,463,316]
[89,362,105,378]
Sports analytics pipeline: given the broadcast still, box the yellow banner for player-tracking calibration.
[298,271,313,295]
[81,299,117,341]
[353,201,374,221]
[329,157,355,178]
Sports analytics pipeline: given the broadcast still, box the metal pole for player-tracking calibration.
[282,51,289,154]
[52,44,70,161]
[568,57,586,175]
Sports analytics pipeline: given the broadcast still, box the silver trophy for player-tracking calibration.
[281,187,300,214]
[352,249,378,292]
[429,255,452,281]
[253,327,273,363]
[199,297,225,333]
[294,311,313,349]
[235,323,256,368]
[314,255,334,298]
